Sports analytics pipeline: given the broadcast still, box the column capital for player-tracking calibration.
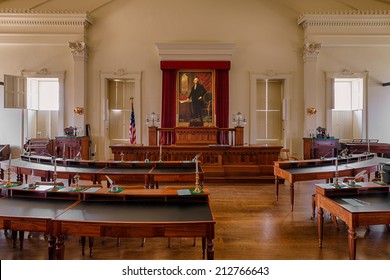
[302,42,322,62]
[68,41,88,61]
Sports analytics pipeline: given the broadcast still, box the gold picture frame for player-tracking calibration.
[176,70,215,126]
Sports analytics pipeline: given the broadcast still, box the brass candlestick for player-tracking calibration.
[74,173,80,190]
[5,167,12,187]
[380,166,385,184]
[193,172,201,193]
[333,157,340,188]
[52,171,58,191]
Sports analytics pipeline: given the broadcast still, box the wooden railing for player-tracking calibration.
[148,126,244,146]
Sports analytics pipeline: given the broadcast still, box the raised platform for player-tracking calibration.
[110,144,282,182]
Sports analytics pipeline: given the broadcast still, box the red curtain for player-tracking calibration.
[160,61,230,130]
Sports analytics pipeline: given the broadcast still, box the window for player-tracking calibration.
[331,78,364,141]
[4,73,64,139]
[108,80,135,140]
[250,73,292,147]
[256,79,283,142]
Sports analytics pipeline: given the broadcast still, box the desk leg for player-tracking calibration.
[81,236,86,255]
[318,207,324,248]
[290,183,295,211]
[206,225,215,260]
[55,234,65,260]
[89,237,94,257]
[206,238,214,260]
[48,235,56,260]
[347,227,357,260]
[202,237,205,259]
[275,176,279,201]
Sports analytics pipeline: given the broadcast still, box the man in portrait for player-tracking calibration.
[188,77,207,120]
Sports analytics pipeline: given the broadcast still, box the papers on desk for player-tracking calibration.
[83,187,101,193]
[34,185,53,191]
[57,187,73,192]
[177,189,191,196]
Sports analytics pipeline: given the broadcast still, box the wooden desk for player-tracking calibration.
[303,138,339,159]
[316,189,390,259]
[0,187,213,259]
[52,200,215,260]
[344,142,390,156]
[1,157,204,187]
[0,197,76,258]
[149,161,204,188]
[274,155,387,210]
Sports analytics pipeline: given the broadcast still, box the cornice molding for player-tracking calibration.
[0,10,93,45]
[298,10,390,28]
[298,10,390,47]
[0,9,93,28]
[155,42,235,61]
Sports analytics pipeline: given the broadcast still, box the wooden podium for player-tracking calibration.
[175,127,218,145]
[148,126,244,146]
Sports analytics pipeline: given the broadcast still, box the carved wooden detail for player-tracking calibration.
[110,144,281,182]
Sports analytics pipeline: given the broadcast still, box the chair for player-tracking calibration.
[278,148,299,161]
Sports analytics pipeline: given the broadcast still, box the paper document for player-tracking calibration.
[177,189,191,196]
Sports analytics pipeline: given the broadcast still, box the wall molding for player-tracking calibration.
[155,42,235,61]
[0,9,93,45]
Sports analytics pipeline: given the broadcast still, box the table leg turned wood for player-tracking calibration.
[348,227,357,260]
[55,234,65,260]
[48,235,56,260]
[318,207,324,248]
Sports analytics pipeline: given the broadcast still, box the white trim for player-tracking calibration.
[155,42,235,61]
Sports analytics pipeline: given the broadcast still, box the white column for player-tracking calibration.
[68,41,88,131]
[302,42,322,137]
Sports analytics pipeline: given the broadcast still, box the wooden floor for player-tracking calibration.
[0,179,389,260]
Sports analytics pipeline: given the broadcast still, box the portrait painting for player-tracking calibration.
[176,70,215,126]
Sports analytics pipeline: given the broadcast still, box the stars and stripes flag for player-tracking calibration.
[129,98,136,144]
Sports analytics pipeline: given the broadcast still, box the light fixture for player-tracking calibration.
[306,107,317,115]
[232,112,247,127]
[74,107,84,115]
[146,112,160,127]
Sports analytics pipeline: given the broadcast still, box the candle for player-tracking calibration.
[160,144,162,156]
[94,144,97,154]
[63,143,66,157]
[196,158,199,173]
[54,157,57,173]
[8,154,11,168]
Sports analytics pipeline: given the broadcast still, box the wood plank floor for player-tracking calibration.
[0,179,389,260]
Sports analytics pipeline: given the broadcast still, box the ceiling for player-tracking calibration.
[0,0,389,16]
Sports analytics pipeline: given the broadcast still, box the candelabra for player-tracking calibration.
[379,164,385,184]
[193,153,202,193]
[146,112,160,127]
[52,156,59,191]
[5,167,12,187]
[5,156,12,187]
[333,157,340,188]
[74,173,81,191]
[232,112,247,127]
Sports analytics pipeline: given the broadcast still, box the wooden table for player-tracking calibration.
[274,155,387,210]
[316,187,390,259]
[0,186,213,260]
[52,200,215,260]
[0,197,77,258]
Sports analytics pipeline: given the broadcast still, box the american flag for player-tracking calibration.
[129,99,136,144]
